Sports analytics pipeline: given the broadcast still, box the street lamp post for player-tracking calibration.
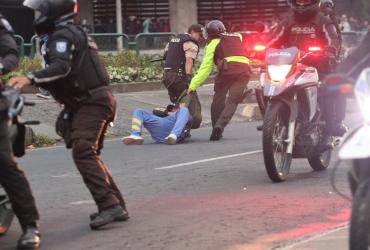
[116,0,123,50]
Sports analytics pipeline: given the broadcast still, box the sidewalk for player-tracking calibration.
[281,226,348,250]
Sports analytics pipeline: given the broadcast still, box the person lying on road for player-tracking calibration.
[123,103,191,145]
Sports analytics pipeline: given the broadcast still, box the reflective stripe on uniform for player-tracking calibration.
[225,56,250,64]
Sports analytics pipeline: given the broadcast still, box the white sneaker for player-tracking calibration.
[165,134,177,145]
[122,135,144,145]
[36,92,52,99]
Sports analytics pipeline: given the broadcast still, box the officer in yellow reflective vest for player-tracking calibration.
[188,20,251,141]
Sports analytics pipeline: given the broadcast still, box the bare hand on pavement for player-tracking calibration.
[8,76,32,89]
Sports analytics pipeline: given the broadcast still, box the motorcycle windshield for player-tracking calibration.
[265,47,299,66]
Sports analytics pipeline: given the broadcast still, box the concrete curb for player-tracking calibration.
[21,75,222,94]
[22,81,165,94]
[21,74,261,95]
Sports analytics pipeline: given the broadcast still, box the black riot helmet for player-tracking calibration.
[23,0,78,35]
[320,0,334,15]
[289,0,320,21]
[320,0,334,8]
[205,20,226,40]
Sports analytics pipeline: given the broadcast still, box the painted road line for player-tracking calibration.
[275,223,349,250]
[69,200,95,206]
[155,150,262,170]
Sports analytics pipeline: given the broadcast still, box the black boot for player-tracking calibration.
[321,136,335,151]
[17,225,41,249]
[90,206,129,230]
[257,124,263,131]
[210,127,223,141]
[90,209,129,222]
[331,122,348,137]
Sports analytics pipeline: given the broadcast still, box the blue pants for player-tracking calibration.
[130,108,190,143]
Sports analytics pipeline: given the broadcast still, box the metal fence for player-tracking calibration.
[134,32,176,54]
[15,32,174,57]
[90,33,129,51]
[15,31,367,58]
[14,35,25,58]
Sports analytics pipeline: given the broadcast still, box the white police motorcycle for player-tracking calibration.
[337,68,370,250]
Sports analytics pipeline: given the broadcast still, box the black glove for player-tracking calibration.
[184,74,192,87]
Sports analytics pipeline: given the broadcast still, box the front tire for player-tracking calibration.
[308,149,332,171]
[349,159,370,196]
[350,179,370,250]
[263,102,292,183]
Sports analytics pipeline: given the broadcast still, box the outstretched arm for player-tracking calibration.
[188,39,220,91]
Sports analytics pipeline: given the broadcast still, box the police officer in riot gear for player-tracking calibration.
[320,0,342,55]
[0,14,41,249]
[268,0,346,145]
[188,20,251,141]
[323,30,370,122]
[163,24,203,131]
[10,0,129,230]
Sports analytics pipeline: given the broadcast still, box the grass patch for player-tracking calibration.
[32,135,59,148]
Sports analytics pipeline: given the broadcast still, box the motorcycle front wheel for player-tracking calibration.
[350,179,370,250]
[262,102,292,183]
[349,159,370,196]
[308,149,332,171]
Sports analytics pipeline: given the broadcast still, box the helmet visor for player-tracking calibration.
[23,0,44,10]
[295,0,314,6]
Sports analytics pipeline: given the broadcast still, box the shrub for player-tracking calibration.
[103,50,163,82]
[2,49,164,83]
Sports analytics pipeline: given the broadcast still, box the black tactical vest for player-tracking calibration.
[214,33,246,64]
[164,33,198,71]
[287,13,328,51]
[45,24,110,101]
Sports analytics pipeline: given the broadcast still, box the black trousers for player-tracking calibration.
[71,89,126,212]
[211,73,250,129]
[0,119,39,230]
[162,70,202,129]
[308,58,346,134]
[320,93,347,135]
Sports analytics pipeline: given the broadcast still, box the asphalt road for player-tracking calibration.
[1,111,361,250]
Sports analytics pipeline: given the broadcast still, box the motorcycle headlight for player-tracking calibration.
[267,65,292,83]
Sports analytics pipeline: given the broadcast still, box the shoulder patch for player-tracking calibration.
[0,18,13,33]
[56,41,67,53]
